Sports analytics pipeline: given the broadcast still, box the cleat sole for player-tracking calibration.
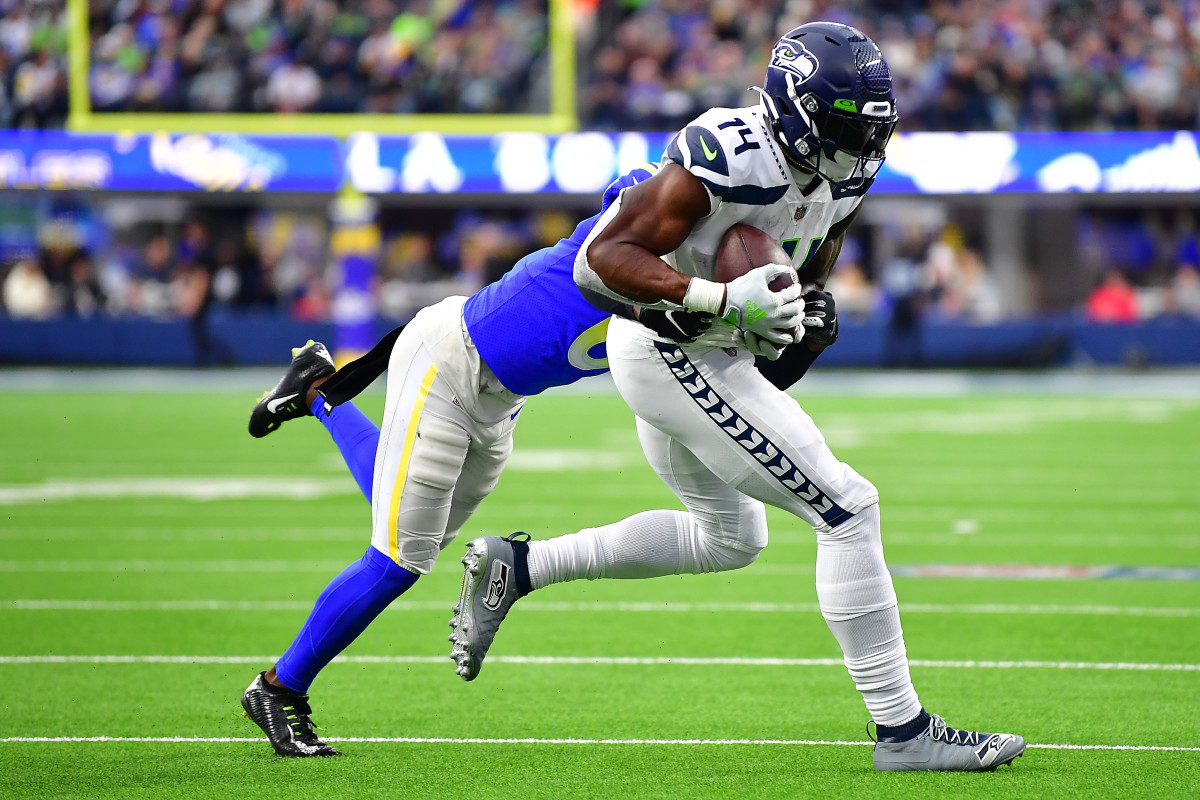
[448,542,488,681]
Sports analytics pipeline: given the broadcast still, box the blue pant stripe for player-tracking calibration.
[653,342,853,528]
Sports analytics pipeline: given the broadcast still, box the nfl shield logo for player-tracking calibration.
[794,205,808,221]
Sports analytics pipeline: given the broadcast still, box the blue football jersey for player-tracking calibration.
[463,164,658,396]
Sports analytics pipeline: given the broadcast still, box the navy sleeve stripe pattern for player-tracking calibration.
[695,176,790,206]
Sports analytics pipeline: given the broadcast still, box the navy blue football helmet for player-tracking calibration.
[757,22,898,192]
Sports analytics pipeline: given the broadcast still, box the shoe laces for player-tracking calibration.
[927,714,986,747]
[280,696,320,740]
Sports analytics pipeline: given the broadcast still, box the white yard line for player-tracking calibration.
[0,735,1196,752]
[6,599,1199,617]
[0,477,357,504]
[1,655,1196,671]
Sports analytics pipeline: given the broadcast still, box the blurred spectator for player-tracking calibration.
[879,227,930,366]
[3,0,68,127]
[266,60,321,112]
[13,48,64,127]
[822,236,877,320]
[2,259,55,318]
[189,55,242,112]
[925,232,1003,324]
[60,252,106,317]
[1086,268,1139,323]
[129,233,178,316]
[291,275,333,322]
[954,248,1003,324]
[1167,264,1200,319]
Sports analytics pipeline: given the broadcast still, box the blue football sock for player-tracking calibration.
[275,547,418,693]
[313,396,380,503]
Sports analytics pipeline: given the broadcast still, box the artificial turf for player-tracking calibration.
[1,378,1197,798]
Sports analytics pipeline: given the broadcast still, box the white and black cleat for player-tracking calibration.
[871,713,1025,771]
[248,339,335,438]
[240,672,340,757]
[448,532,532,681]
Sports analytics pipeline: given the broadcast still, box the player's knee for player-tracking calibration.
[820,501,881,542]
[699,535,764,573]
[691,503,767,573]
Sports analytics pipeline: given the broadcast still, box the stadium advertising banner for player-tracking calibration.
[2,131,1198,195]
[349,130,1200,196]
[0,132,344,192]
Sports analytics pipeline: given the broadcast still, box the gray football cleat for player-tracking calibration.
[240,672,340,757]
[871,713,1026,771]
[448,532,531,681]
[248,339,335,438]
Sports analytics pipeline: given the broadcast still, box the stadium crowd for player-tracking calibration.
[4,200,1200,327]
[0,203,574,322]
[2,0,1198,129]
[85,0,548,114]
[578,0,1200,132]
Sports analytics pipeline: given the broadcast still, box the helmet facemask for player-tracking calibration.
[760,77,896,192]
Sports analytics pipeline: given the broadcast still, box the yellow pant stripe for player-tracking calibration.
[387,363,439,564]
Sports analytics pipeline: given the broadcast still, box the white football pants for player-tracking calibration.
[370,297,523,574]
[527,317,922,726]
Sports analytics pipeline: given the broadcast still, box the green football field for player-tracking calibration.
[2,372,1198,798]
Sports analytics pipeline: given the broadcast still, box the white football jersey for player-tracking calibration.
[661,104,862,282]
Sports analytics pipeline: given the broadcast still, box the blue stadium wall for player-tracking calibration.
[3,315,1198,368]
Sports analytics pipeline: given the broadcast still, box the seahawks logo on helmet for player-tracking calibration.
[769,40,819,83]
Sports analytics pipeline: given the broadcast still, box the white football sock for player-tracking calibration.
[815,503,922,726]
[527,509,761,587]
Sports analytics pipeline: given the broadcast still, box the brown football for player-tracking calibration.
[714,223,796,292]
[712,223,799,344]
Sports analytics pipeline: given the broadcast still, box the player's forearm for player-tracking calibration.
[754,338,825,390]
[575,162,712,309]
[585,239,694,306]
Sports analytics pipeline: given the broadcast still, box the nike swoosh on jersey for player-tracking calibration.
[266,393,299,413]
[700,136,718,161]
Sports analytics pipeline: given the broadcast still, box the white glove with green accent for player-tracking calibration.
[683,264,803,345]
[738,329,789,360]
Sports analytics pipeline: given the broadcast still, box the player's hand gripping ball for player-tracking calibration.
[714,223,802,358]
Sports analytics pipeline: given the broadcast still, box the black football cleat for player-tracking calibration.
[248,339,335,438]
[240,672,340,757]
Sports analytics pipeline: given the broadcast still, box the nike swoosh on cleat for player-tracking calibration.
[266,394,299,414]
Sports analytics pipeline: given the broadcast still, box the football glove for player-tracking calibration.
[721,264,803,344]
[740,329,788,361]
[801,288,839,348]
[638,308,715,343]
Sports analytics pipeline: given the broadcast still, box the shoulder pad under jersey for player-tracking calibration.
[664,107,791,208]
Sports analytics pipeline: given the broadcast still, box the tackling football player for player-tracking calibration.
[237,159,817,755]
